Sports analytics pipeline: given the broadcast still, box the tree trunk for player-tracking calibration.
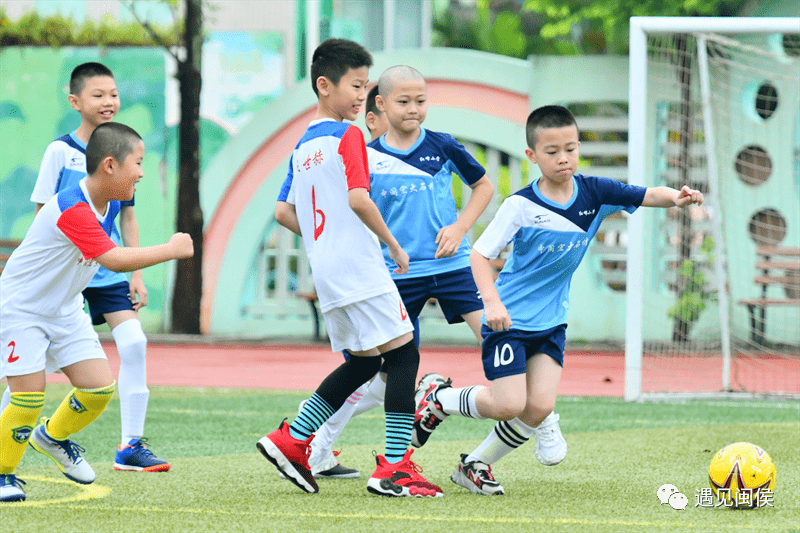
[171,0,203,334]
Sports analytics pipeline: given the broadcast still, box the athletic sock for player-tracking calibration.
[46,383,116,440]
[0,392,45,474]
[381,340,419,463]
[311,383,368,456]
[467,417,535,465]
[0,386,11,414]
[290,392,335,440]
[352,375,385,417]
[436,385,487,419]
[113,318,150,444]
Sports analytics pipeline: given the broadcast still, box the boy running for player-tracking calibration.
[412,105,704,495]
[257,39,442,498]
[2,62,170,471]
[0,123,193,502]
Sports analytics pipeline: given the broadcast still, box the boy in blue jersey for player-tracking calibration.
[0,123,193,502]
[412,105,704,495]
[2,62,170,472]
[258,39,442,497]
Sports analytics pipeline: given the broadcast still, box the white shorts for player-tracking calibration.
[0,311,107,379]
[323,290,414,352]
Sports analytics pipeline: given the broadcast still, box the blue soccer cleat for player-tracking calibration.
[114,438,171,472]
[0,474,26,502]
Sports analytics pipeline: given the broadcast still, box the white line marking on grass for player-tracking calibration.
[33,504,789,529]
[6,476,111,507]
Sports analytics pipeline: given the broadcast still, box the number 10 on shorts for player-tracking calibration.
[494,343,514,367]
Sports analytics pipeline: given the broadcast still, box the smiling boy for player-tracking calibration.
[0,123,193,502]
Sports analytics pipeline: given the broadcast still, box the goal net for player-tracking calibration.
[625,17,800,400]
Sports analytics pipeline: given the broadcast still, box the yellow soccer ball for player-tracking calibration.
[709,442,776,508]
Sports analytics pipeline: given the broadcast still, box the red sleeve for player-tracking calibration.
[338,125,370,191]
[56,203,117,259]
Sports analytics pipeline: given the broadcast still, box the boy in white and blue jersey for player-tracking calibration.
[5,62,171,472]
[412,105,704,495]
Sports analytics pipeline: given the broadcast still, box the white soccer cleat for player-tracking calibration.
[0,474,26,502]
[533,412,567,466]
[29,419,96,484]
[450,454,505,496]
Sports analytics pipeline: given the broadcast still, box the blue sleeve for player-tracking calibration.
[441,134,485,186]
[277,155,294,202]
[595,176,646,213]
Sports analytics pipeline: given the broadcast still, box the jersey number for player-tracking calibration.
[7,341,18,363]
[312,186,325,240]
[494,343,514,367]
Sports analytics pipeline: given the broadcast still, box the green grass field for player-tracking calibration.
[3,384,799,533]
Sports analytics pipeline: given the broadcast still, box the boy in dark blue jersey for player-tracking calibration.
[412,105,704,495]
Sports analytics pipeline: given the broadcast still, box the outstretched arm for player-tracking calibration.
[95,233,193,273]
[275,201,302,236]
[349,187,409,274]
[642,186,704,208]
[436,175,494,258]
[119,205,147,310]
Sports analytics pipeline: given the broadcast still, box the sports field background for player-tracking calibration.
[3,343,799,533]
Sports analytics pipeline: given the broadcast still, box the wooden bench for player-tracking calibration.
[738,246,800,345]
[0,238,22,275]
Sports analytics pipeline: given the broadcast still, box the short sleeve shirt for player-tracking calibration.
[367,129,485,278]
[473,175,647,331]
[277,119,397,313]
[2,179,118,319]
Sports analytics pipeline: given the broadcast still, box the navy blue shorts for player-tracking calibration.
[393,267,483,325]
[82,281,135,326]
[480,324,566,381]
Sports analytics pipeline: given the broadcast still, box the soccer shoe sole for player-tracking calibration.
[0,488,26,502]
[366,477,443,498]
[257,437,318,494]
[113,462,172,472]
[450,466,505,496]
[28,439,96,485]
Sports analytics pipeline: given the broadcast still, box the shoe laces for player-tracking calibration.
[1,474,26,489]
[535,420,560,445]
[57,439,86,463]
[467,460,496,481]
[131,438,155,457]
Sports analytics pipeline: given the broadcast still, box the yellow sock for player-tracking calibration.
[46,382,115,440]
[0,392,45,474]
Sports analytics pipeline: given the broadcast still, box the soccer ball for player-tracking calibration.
[709,442,776,508]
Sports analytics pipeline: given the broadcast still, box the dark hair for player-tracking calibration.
[526,105,578,149]
[86,122,142,175]
[310,38,372,97]
[365,85,381,117]
[70,62,115,95]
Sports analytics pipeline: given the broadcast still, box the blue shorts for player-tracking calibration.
[82,281,135,326]
[393,267,483,325]
[480,324,566,381]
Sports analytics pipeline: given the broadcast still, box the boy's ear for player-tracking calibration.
[375,95,385,112]
[67,93,80,111]
[100,156,116,175]
[524,148,537,164]
[316,76,330,96]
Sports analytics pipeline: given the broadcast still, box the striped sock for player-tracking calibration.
[47,382,116,440]
[0,392,45,474]
[437,385,487,419]
[289,393,335,440]
[384,412,414,463]
[467,417,535,465]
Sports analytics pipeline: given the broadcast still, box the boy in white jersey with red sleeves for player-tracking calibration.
[256,38,442,498]
[2,62,170,472]
[0,122,193,502]
[411,105,704,495]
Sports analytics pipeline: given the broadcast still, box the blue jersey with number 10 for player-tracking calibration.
[367,128,485,279]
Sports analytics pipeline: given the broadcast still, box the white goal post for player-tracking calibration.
[625,17,800,401]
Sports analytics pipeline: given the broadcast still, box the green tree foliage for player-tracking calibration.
[433,0,749,56]
[0,7,179,47]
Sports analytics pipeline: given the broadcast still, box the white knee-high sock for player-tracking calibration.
[0,386,10,414]
[351,374,385,417]
[467,417,536,465]
[435,385,487,419]
[112,318,150,444]
[312,382,369,458]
